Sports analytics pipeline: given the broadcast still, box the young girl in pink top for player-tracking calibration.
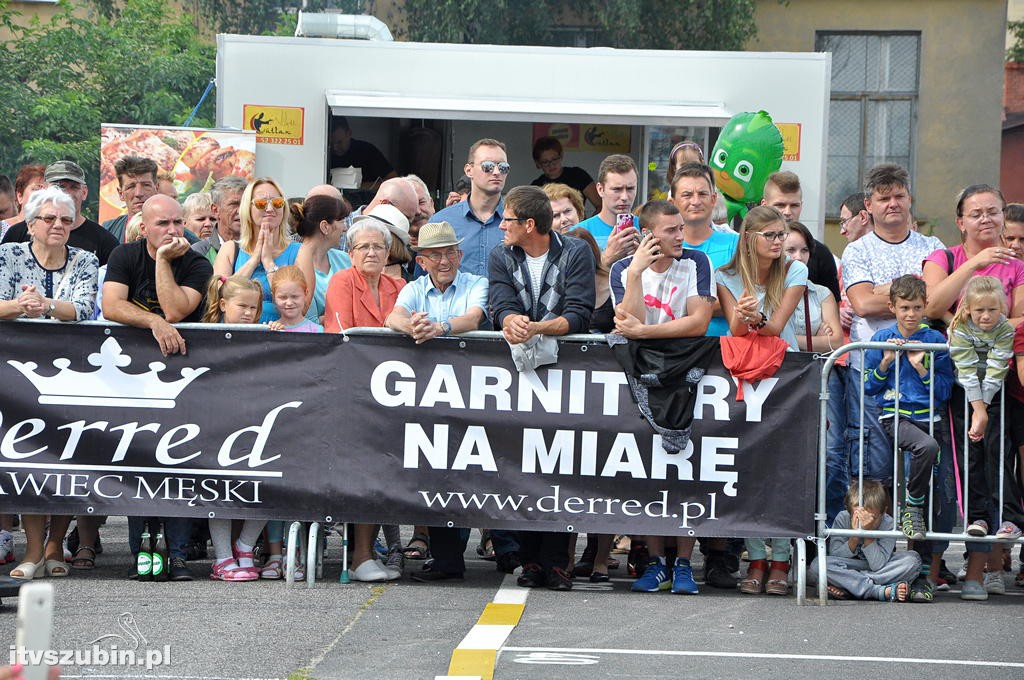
[202,275,268,581]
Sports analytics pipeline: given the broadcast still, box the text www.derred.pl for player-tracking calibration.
[418,485,721,527]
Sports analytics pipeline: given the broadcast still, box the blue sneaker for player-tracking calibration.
[631,557,670,592]
[671,557,699,594]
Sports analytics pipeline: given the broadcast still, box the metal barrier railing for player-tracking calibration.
[812,341,1024,605]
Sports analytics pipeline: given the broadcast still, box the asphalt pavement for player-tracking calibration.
[0,518,1020,680]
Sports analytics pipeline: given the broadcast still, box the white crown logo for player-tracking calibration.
[7,337,209,409]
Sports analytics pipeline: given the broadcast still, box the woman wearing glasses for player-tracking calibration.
[0,186,98,580]
[716,205,807,596]
[322,214,405,582]
[213,177,305,322]
[530,137,600,211]
[716,205,807,351]
[323,214,406,334]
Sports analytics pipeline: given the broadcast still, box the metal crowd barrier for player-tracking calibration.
[811,341,1024,606]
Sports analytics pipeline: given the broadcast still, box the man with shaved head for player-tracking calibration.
[103,194,212,355]
[101,193,212,583]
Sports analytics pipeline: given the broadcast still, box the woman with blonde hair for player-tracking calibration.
[542,183,585,234]
[716,205,806,350]
[213,178,307,322]
[715,204,807,596]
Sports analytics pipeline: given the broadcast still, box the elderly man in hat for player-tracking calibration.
[385,221,487,342]
[1,161,119,266]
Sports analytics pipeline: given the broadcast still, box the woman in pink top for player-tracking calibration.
[323,215,405,332]
[922,185,1024,328]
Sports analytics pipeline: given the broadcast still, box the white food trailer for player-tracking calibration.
[217,31,831,233]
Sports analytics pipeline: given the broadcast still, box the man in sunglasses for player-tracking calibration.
[431,138,511,277]
[1,160,119,266]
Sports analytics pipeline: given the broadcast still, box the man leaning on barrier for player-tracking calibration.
[102,193,213,582]
[607,198,714,595]
[385,221,487,343]
[488,184,596,591]
[385,221,489,582]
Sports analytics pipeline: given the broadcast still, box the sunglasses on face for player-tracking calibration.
[476,161,511,175]
[252,197,285,211]
[36,214,74,227]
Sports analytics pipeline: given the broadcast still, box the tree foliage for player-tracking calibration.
[395,0,761,50]
[1009,20,1024,63]
[0,0,215,215]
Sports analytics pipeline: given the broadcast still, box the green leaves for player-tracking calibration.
[1010,20,1024,63]
[396,0,760,51]
[0,0,215,216]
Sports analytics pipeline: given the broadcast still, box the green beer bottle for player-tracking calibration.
[137,531,153,581]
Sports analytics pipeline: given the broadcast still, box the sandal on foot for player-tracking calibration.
[71,546,96,570]
[879,581,910,602]
[475,538,495,561]
[826,584,852,600]
[740,559,768,594]
[403,533,431,560]
[765,560,790,596]
[210,558,258,582]
[612,535,631,554]
[45,558,69,577]
[11,558,45,580]
[231,541,256,570]
[261,557,283,580]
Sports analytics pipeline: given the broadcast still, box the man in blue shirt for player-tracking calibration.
[431,139,509,277]
[385,221,487,342]
[671,162,739,337]
[576,154,641,260]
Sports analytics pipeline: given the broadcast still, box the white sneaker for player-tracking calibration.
[349,559,389,582]
[0,530,14,564]
[983,570,1006,595]
[956,564,968,580]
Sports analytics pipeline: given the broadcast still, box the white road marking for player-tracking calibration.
[500,646,1024,668]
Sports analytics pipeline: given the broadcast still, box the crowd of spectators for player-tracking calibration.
[0,136,1021,601]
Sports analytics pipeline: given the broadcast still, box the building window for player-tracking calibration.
[816,32,920,215]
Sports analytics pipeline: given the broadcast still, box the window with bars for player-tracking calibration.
[816,32,920,216]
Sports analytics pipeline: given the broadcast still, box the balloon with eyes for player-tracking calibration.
[709,111,784,223]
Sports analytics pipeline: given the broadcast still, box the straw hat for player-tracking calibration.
[412,221,463,251]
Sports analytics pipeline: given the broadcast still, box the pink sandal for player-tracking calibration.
[231,541,257,570]
[210,558,258,581]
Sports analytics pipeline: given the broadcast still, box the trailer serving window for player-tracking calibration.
[325,90,731,207]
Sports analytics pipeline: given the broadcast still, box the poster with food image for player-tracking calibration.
[99,124,257,223]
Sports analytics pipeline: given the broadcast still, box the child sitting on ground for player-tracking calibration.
[811,480,921,601]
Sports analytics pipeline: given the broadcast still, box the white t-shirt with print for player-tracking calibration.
[841,229,944,367]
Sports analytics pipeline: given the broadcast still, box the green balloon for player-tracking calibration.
[709,111,784,220]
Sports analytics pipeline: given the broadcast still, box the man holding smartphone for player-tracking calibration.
[607,199,714,594]
[576,155,640,264]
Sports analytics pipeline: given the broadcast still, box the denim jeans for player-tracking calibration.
[845,367,894,485]
[128,516,194,560]
[825,366,851,525]
[900,414,956,554]
[488,529,520,556]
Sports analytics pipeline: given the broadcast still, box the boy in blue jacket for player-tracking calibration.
[862,275,953,601]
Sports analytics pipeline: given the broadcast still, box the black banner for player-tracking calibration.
[0,322,819,537]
